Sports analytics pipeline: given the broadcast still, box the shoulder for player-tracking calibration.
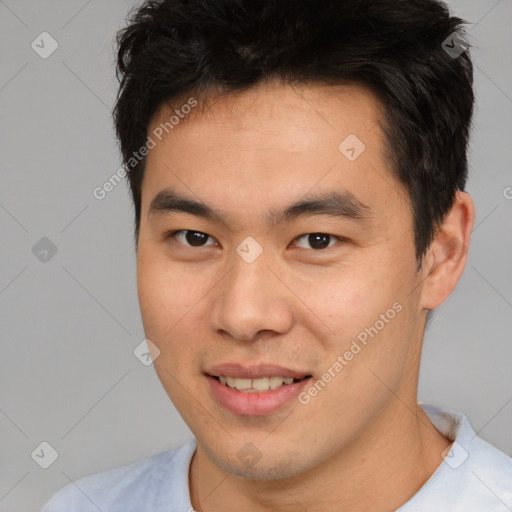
[413,404,512,510]
[467,434,512,495]
[425,403,512,481]
[434,435,512,510]
[42,440,196,512]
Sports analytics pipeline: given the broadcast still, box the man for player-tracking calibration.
[43,0,512,510]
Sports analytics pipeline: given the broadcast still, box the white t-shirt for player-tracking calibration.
[42,404,512,511]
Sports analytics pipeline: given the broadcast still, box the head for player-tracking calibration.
[113,0,475,479]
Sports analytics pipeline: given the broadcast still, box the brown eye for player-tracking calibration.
[294,233,340,250]
[167,230,217,247]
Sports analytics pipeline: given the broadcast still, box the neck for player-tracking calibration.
[189,401,451,512]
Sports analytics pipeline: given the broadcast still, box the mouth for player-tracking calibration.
[212,375,312,393]
[205,364,314,415]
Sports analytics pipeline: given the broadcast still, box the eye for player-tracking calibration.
[292,233,343,250]
[165,230,343,251]
[166,230,218,248]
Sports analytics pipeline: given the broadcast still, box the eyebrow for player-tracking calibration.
[148,188,375,226]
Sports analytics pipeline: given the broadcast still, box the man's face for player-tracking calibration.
[137,83,428,479]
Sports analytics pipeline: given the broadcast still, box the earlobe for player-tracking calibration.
[419,191,475,311]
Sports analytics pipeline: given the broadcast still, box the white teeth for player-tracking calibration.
[269,377,284,389]
[252,377,270,391]
[235,378,251,390]
[217,375,301,392]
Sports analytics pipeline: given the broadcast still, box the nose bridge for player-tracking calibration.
[227,234,276,299]
[209,243,293,341]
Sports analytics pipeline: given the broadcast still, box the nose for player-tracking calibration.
[208,251,295,342]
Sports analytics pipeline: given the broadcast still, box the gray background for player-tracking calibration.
[0,1,510,510]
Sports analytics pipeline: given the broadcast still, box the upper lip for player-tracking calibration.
[206,363,311,380]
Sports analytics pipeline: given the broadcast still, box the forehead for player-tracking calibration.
[152,82,383,147]
[142,82,411,230]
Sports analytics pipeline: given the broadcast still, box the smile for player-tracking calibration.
[216,375,309,392]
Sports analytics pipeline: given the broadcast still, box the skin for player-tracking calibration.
[136,81,475,511]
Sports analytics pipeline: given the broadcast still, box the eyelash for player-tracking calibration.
[164,230,345,251]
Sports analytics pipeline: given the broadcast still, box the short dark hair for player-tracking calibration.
[113,0,474,269]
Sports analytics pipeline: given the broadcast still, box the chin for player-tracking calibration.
[204,442,316,481]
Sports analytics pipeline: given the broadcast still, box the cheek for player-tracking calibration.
[136,249,202,350]
[137,252,208,400]
[137,251,209,376]
[294,267,380,346]
[306,261,412,362]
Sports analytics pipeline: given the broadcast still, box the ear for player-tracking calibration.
[419,191,475,311]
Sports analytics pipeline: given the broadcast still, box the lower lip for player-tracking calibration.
[206,375,311,416]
